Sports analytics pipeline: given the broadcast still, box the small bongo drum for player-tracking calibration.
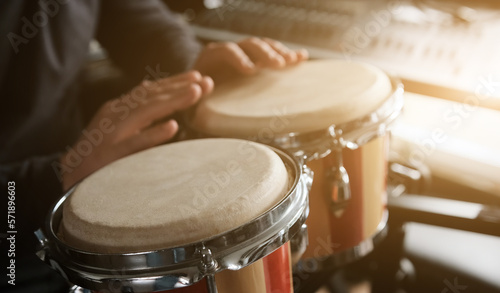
[36,138,311,293]
[188,59,404,267]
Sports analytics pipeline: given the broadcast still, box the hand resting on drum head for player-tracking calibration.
[194,37,309,82]
[59,71,213,191]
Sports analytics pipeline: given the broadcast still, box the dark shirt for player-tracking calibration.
[0,0,201,266]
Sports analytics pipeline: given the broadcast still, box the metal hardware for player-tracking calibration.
[198,246,218,293]
[69,285,91,293]
[34,229,49,262]
[205,275,218,293]
[387,161,431,197]
[325,130,351,216]
[34,229,48,247]
[198,246,218,274]
[302,163,314,192]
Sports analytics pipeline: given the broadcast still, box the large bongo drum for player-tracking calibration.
[36,138,311,293]
[188,59,404,267]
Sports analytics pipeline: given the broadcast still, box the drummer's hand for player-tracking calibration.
[59,71,213,191]
[193,37,308,82]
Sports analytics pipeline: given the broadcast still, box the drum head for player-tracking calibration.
[61,138,289,253]
[192,59,392,137]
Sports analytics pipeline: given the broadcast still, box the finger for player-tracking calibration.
[151,74,214,96]
[148,79,198,95]
[125,78,196,100]
[151,83,203,114]
[145,71,203,93]
[198,76,214,95]
[156,70,202,85]
[209,42,257,74]
[120,83,203,133]
[114,120,179,158]
[296,48,309,61]
[239,38,286,68]
[262,38,298,64]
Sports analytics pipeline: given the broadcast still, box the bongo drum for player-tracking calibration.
[35,138,311,293]
[188,59,404,267]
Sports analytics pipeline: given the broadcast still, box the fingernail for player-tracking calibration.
[190,83,202,95]
[298,49,309,59]
[276,55,286,67]
[201,76,214,93]
[164,120,178,131]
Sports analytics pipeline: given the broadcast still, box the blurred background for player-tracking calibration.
[80,0,500,292]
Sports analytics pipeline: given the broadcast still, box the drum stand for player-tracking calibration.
[293,193,500,293]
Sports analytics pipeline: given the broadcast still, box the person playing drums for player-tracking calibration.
[0,1,307,291]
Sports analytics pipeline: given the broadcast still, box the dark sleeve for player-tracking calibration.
[0,154,64,256]
[96,0,202,83]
